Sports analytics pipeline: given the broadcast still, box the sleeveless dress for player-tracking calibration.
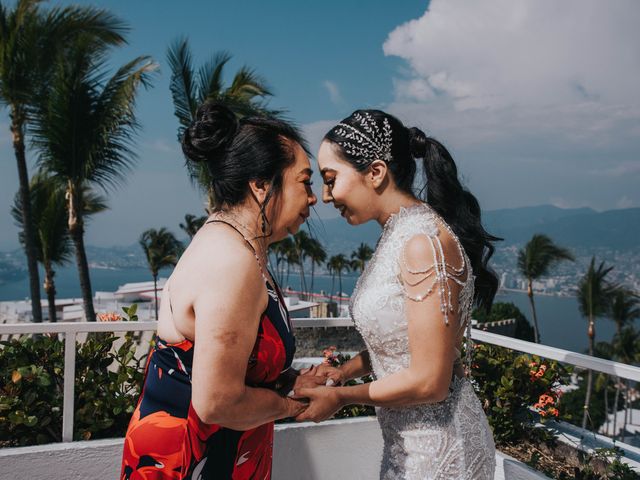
[350,204,495,479]
[120,279,295,480]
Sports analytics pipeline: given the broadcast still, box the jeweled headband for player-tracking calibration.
[332,112,393,166]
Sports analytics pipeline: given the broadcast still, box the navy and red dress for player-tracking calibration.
[121,280,295,479]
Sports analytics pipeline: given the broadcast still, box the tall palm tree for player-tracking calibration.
[351,243,373,273]
[284,240,299,288]
[167,37,278,212]
[32,35,156,322]
[608,288,640,439]
[327,254,350,308]
[0,0,127,322]
[140,228,182,321]
[577,257,615,429]
[11,174,107,322]
[307,238,327,295]
[268,237,293,286]
[293,231,312,296]
[179,213,207,240]
[517,234,574,343]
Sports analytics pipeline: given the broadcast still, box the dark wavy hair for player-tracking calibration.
[181,102,308,212]
[324,109,501,311]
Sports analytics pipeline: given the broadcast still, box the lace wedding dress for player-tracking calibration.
[350,203,495,479]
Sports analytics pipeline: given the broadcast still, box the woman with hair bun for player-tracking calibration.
[121,102,321,479]
[297,110,499,479]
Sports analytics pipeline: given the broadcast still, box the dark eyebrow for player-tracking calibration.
[299,168,313,176]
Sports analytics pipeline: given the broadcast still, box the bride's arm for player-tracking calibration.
[295,233,463,421]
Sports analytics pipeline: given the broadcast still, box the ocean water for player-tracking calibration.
[0,265,617,354]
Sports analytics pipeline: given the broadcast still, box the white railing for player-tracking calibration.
[2,318,640,443]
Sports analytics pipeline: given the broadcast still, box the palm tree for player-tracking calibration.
[611,326,640,439]
[351,243,373,273]
[0,0,127,322]
[517,234,574,343]
[179,213,207,240]
[327,254,350,308]
[12,174,107,322]
[140,228,182,320]
[577,257,615,429]
[307,238,327,296]
[32,35,156,322]
[167,37,277,212]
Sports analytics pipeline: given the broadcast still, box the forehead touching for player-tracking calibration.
[287,141,312,178]
[318,141,353,176]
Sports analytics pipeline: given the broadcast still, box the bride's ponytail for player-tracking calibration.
[413,130,501,311]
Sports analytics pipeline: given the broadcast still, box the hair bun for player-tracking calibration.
[181,102,239,165]
[408,127,427,159]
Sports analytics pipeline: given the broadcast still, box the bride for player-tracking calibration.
[294,110,499,479]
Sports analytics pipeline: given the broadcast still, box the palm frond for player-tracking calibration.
[198,50,231,103]
[167,36,198,135]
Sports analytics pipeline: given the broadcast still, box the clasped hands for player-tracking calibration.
[287,364,345,423]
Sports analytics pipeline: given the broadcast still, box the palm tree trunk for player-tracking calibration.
[613,381,621,439]
[338,271,343,308]
[299,261,306,298]
[527,278,541,343]
[43,261,57,323]
[153,274,159,321]
[582,316,595,429]
[330,272,335,299]
[67,184,95,322]
[604,379,609,435]
[310,261,315,295]
[11,113,43,323]
[622,380,629,441]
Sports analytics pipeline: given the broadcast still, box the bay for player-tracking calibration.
[0,266,619,354]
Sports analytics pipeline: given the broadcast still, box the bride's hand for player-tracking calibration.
[292,386,343,423]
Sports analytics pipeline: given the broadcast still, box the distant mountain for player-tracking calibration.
[310,205,640,255]
[484,206,640,249]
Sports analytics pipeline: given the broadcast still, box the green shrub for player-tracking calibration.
[470,342,570,445]
[0,305,148,447]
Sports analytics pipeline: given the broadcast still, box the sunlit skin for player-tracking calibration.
[295,139,467,423]
[154,141,324,430]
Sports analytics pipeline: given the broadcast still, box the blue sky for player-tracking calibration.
[1,0,638,250]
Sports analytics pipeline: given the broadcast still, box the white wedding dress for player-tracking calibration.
[350,204,496,479]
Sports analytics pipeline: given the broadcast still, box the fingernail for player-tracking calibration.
[325,379,335,386]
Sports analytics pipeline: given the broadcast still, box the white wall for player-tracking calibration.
[0,417,547,480]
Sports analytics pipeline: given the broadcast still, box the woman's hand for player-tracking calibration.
[292,373,327,391]
[302,364,346,386]
[292,386,344,423]
[284,396,308,418]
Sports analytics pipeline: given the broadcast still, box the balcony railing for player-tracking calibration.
[2,316,640,476]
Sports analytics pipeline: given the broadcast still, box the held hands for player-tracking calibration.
[292,364,346,423]
[291,386,344,423]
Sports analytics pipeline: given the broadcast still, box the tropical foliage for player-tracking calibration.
[139,229,182,320]
[517,234,574,343]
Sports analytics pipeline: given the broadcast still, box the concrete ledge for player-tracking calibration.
[0,417,548,479]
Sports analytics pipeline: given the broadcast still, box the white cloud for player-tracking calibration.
[380,0,640,211]
[322,80,344,106]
